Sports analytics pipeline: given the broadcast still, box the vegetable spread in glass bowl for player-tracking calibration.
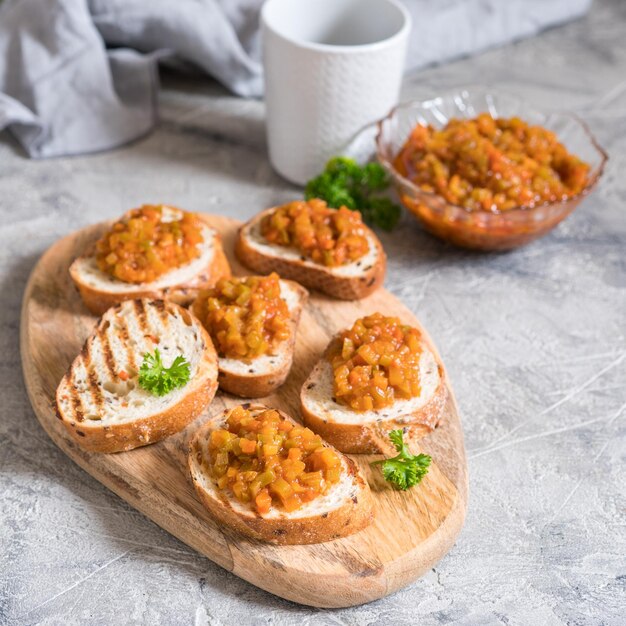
[376,89,607,250]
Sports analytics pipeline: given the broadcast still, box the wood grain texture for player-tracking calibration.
[20,215,468,608]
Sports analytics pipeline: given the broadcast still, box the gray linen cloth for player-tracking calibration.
[0,0,591,159]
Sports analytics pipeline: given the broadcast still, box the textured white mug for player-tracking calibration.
[261,0,411,185]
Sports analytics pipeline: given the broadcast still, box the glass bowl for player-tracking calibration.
[375,88,608,251]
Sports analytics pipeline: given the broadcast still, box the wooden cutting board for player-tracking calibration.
[20,215,468,608]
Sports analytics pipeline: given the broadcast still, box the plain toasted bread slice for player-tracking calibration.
[192,279,309,398]
[188,404,374,544]
[70,211,231,316]
[300,343,447,454]
[235,207,386,300]
[56,299,219,453]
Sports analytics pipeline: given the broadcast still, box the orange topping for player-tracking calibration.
[261,199,369,267]
[209,406,342,514]
[328,313,422,411]
[95,205,204,283]
[394,114,590,212]
[195,273,290,360]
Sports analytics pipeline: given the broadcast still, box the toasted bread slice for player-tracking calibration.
[300,344,447,454]
[192,279,309,398]
[56,299,219,453]
[188,404,374,544]
[70,210,231,316]
[235,207,386,300]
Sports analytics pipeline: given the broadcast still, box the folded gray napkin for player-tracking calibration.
[0,0,591,159]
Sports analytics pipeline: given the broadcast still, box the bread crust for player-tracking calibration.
[55,302,219,453]
[192,280,308,398]
[188,405,374,544]
[235,207,386,300]
[70,226,231,316]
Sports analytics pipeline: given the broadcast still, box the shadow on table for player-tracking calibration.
[377,210,512,279]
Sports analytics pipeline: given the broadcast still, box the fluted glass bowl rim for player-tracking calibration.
[375,89,609,218]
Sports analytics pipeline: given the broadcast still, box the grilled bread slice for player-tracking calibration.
[70,208,231,316]
[188,404,374,544]
[235,207,386,300]
[192,279,308,398]
[300,342,447,454]
[56,299,218,453]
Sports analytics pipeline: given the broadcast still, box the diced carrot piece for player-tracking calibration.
[239,438,257,454]
[255,488,272,515]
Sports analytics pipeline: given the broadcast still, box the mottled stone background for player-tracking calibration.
[1,0,624,624]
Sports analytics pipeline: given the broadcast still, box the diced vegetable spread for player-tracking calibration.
[261,199,369,267]
[328,313,422,412]
[195,273,290,360]
[208,406,342,515]
[394,113,590,212]
[95,205,204,283]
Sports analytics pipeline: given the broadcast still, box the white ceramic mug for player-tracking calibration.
[261,0,411,185]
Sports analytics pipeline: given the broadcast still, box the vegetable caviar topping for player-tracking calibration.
[328,313,422,412]
[95,205,204,283]
[261,198,369,267]
[138,348,191,396]
[209,406,343,514]
[371,430,431,490]
[394,114,591,212]
[195,273,290,360]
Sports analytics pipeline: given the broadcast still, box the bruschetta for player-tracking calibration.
[235,199,385,300]
[56,299,218,453]
[70,204,230,316]
[188,404,374,544]
[300,313,447,454]
[192,274,308,398]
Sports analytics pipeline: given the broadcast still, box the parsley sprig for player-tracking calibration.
[371,430,432,490]
[138,348,191,397]
[305,157,401,231]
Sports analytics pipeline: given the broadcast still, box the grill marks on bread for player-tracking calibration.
[133,299,149,334]
[97,321,117,380]
[63,300,181,424]
[115,315,137,371]
[152,298,170,326]
[83,330,104,415]
[69,364,85,422]
[87,368,104,412]
[55,299,219,453]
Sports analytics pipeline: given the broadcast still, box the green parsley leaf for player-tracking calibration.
[362,161,389,191]
[138,348,191,397]
[364,197,402,232]
[371,429,431,490]
[304,156,401,231]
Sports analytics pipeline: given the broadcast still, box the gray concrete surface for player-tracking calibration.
[1,0,625,624]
